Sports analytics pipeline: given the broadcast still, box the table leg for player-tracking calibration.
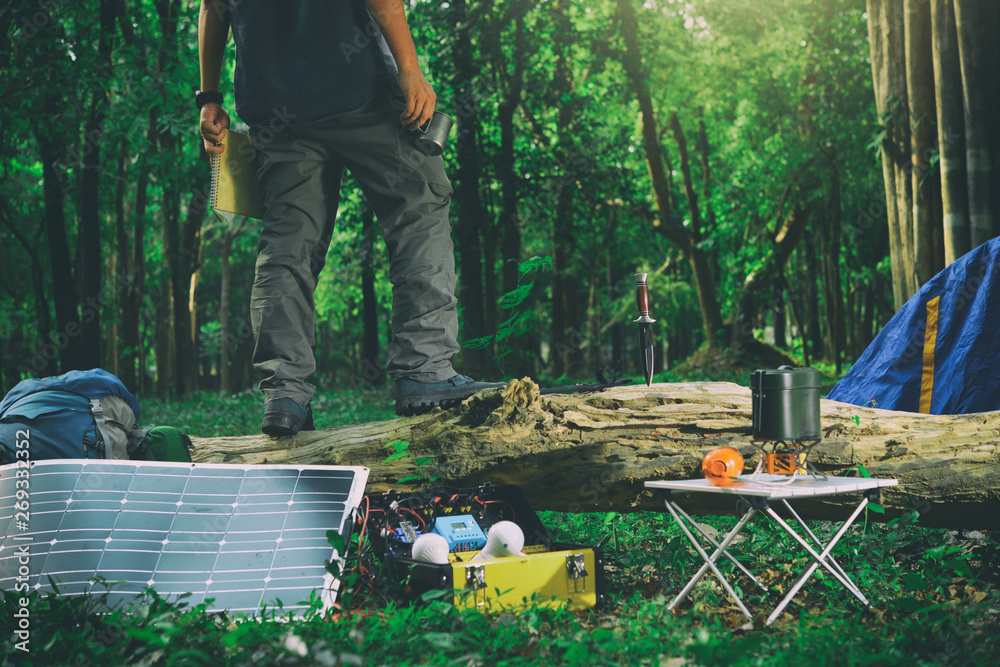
[665,500,757,619]
[764,498,872,625]
[671,501,767,591]
[781,499,855,587]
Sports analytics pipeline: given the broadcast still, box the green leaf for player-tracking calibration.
[518,255,552,273]
[925,544,947,561]
[382,451,411,464]
[500,282,534,308]
[326,530,346,552]
[397,475,425,484]
[382,440,412,463]
[420,588,454,602]
[463,336,494,350]
[858,464,872,478]
[950,557,974,577]
[867,501,885,514]
[414,457,436,466]
[565,642,590,667]
[895,595,924,612]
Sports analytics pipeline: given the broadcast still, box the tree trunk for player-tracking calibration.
[821,159,845,374]
[217,216,247,395]
[0,209,52,368]
[802,233,823,359]
[124,121,151,395]
[696,110,720,286]
[772,280,786,349]
[550,0,582,379]
[617,0,725,347]
[179,186,205,392]
[77,0,117,371]
[155,282,174,399]
[931,0,970,265]
[904,0,942,287]
[866,0,904,309]
[668,113,726,347]
[36,130,81,375]
[731,203,812,350]
[953,0,999,248]
[496,5,533,378]
[113,136,130,381]
[867,0,916,307]
[191,379,1000,530]
[450,0,489,377]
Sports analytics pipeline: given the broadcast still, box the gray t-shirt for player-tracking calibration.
[229,0,397,127]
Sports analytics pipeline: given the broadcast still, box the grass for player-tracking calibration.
[6,365,1000,665]
[141,386,396,437]
[4,509,998,665]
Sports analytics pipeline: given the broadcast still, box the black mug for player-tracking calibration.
[414,111,453,156]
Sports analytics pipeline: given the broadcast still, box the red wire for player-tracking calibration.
[474,496,517,522]
[397,506,426,529]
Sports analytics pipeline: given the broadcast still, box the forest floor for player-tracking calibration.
[4,352,999,666]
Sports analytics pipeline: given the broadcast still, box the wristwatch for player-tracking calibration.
[195,90,224,109]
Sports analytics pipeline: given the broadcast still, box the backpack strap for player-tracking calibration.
[89,398,113,460]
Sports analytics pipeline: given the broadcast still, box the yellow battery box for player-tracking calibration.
[362,484,606,611]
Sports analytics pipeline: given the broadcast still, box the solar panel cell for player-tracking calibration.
[0,460,367,615]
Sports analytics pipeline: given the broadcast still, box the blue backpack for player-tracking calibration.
[0,368,142,464]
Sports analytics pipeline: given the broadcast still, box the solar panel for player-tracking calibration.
[0,460,368,616]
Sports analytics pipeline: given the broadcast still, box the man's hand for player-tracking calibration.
[363,0,436,131]
[200,103,230,156]
[398,67,436,131]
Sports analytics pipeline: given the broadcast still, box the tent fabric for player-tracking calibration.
[827,237,1000,414]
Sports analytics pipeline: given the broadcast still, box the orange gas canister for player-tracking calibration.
[702,447,745,486]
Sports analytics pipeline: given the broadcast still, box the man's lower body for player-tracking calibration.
[249,86,499,434]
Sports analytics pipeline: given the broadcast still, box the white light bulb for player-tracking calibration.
[469,521,525,562]
[411,533,450,564]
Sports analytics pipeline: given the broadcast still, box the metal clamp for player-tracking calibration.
[566,553,588,593]
[566,553,587,579]
[465,564,486,591]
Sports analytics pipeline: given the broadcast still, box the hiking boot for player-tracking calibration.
[395,374,506,416]
[262,397,315,436]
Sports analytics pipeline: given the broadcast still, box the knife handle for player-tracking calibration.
[635,280,650,316]
[633,273,655,323]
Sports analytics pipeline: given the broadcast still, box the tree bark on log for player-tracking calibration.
[191,379,1000,530]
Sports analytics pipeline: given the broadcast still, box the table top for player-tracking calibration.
[644,474,898,499]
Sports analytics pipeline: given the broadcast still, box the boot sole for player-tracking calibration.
[395,383,505,416]
[262,411,315,436]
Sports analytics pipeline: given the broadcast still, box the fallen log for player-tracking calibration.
[190,379,1000,529]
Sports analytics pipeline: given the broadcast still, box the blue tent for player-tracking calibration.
[827,237,1000,414]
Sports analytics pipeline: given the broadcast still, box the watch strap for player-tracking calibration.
[195,90,224,109]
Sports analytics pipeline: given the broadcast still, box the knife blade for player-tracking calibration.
[633,273,656,386]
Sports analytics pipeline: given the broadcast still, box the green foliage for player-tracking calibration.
[141,388,396,437]
[0,0,892,391]
[381,439,440,485]
[464,256,552,368]
[6,508,997,666]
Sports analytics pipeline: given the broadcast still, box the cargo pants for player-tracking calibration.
[248,85,460,406]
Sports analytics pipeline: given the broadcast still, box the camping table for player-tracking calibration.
[645,474,898,625]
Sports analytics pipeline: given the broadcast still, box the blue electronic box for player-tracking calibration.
[431,514,487,552]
